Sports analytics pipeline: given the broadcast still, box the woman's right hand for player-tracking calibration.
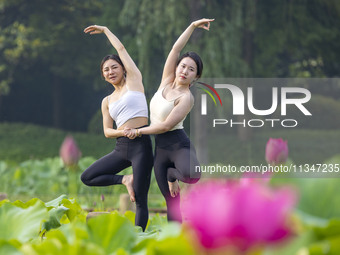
[124,127,137,139]
[84,25,108,34]
[192,18,215,31]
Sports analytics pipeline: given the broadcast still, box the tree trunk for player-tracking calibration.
[0,96,3,118]
[189,0,202,40]
[237,0,257,141]
[52,76,62,128]
[189,0,208,164]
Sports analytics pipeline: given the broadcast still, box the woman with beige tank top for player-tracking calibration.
[125,18,214,222]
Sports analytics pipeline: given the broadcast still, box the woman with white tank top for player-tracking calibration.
[125,18,214,222]
[80,25,153,231]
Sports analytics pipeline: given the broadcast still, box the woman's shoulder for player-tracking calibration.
[101,95,110,107]
[125,71,144,92]
[159,77,174,90]
[125,81,144,94]
[186,90,195,104]
[175,90,194,107]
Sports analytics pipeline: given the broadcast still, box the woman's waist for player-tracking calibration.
[155,129,189,145]
[116,129,151,144]
[117,117,148,130]
[116,124,150,144]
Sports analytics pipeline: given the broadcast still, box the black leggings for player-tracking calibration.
[154,129,200,222]
[80,134,153,231]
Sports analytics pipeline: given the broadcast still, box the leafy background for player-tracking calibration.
[1,0,340,254]
[1,0,339,131]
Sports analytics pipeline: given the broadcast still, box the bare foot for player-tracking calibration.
[122,174,135,202]
[168,180,180,197]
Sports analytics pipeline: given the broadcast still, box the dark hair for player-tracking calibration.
[100,54,125,78]
[176,51,203,78]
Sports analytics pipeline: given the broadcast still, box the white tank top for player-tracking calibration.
[150,87,186,131]
[108,90,148,128]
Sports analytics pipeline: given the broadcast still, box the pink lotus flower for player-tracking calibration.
[59,135,82,166]
[265,138,288,165]
[181,180,296,251]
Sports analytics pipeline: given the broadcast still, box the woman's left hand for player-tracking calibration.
[124,127,137,139]
[84,25,108,34]
[192,18,215,31]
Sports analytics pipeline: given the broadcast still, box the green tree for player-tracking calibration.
[1,0,339,131]
[0,0,105,129]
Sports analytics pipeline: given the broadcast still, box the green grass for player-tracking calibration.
[1,122,339,165]
[208,129,340,165]
[2,122,340,219]
[0,122,114,162]
[1,121,340,218]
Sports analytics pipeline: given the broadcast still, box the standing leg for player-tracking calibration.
[129,136,153,231]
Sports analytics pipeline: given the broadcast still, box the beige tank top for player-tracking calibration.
[150,87,186,131]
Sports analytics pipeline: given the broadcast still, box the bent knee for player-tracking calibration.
[80,172,91,186]
[190,177,200,184]
[185,176,200,184]
[182,172,200,184]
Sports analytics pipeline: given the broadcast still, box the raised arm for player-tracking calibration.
[160,18,214,87]
[84,25,143,91]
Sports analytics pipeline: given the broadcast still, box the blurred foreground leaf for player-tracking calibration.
[0,200,48,242]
